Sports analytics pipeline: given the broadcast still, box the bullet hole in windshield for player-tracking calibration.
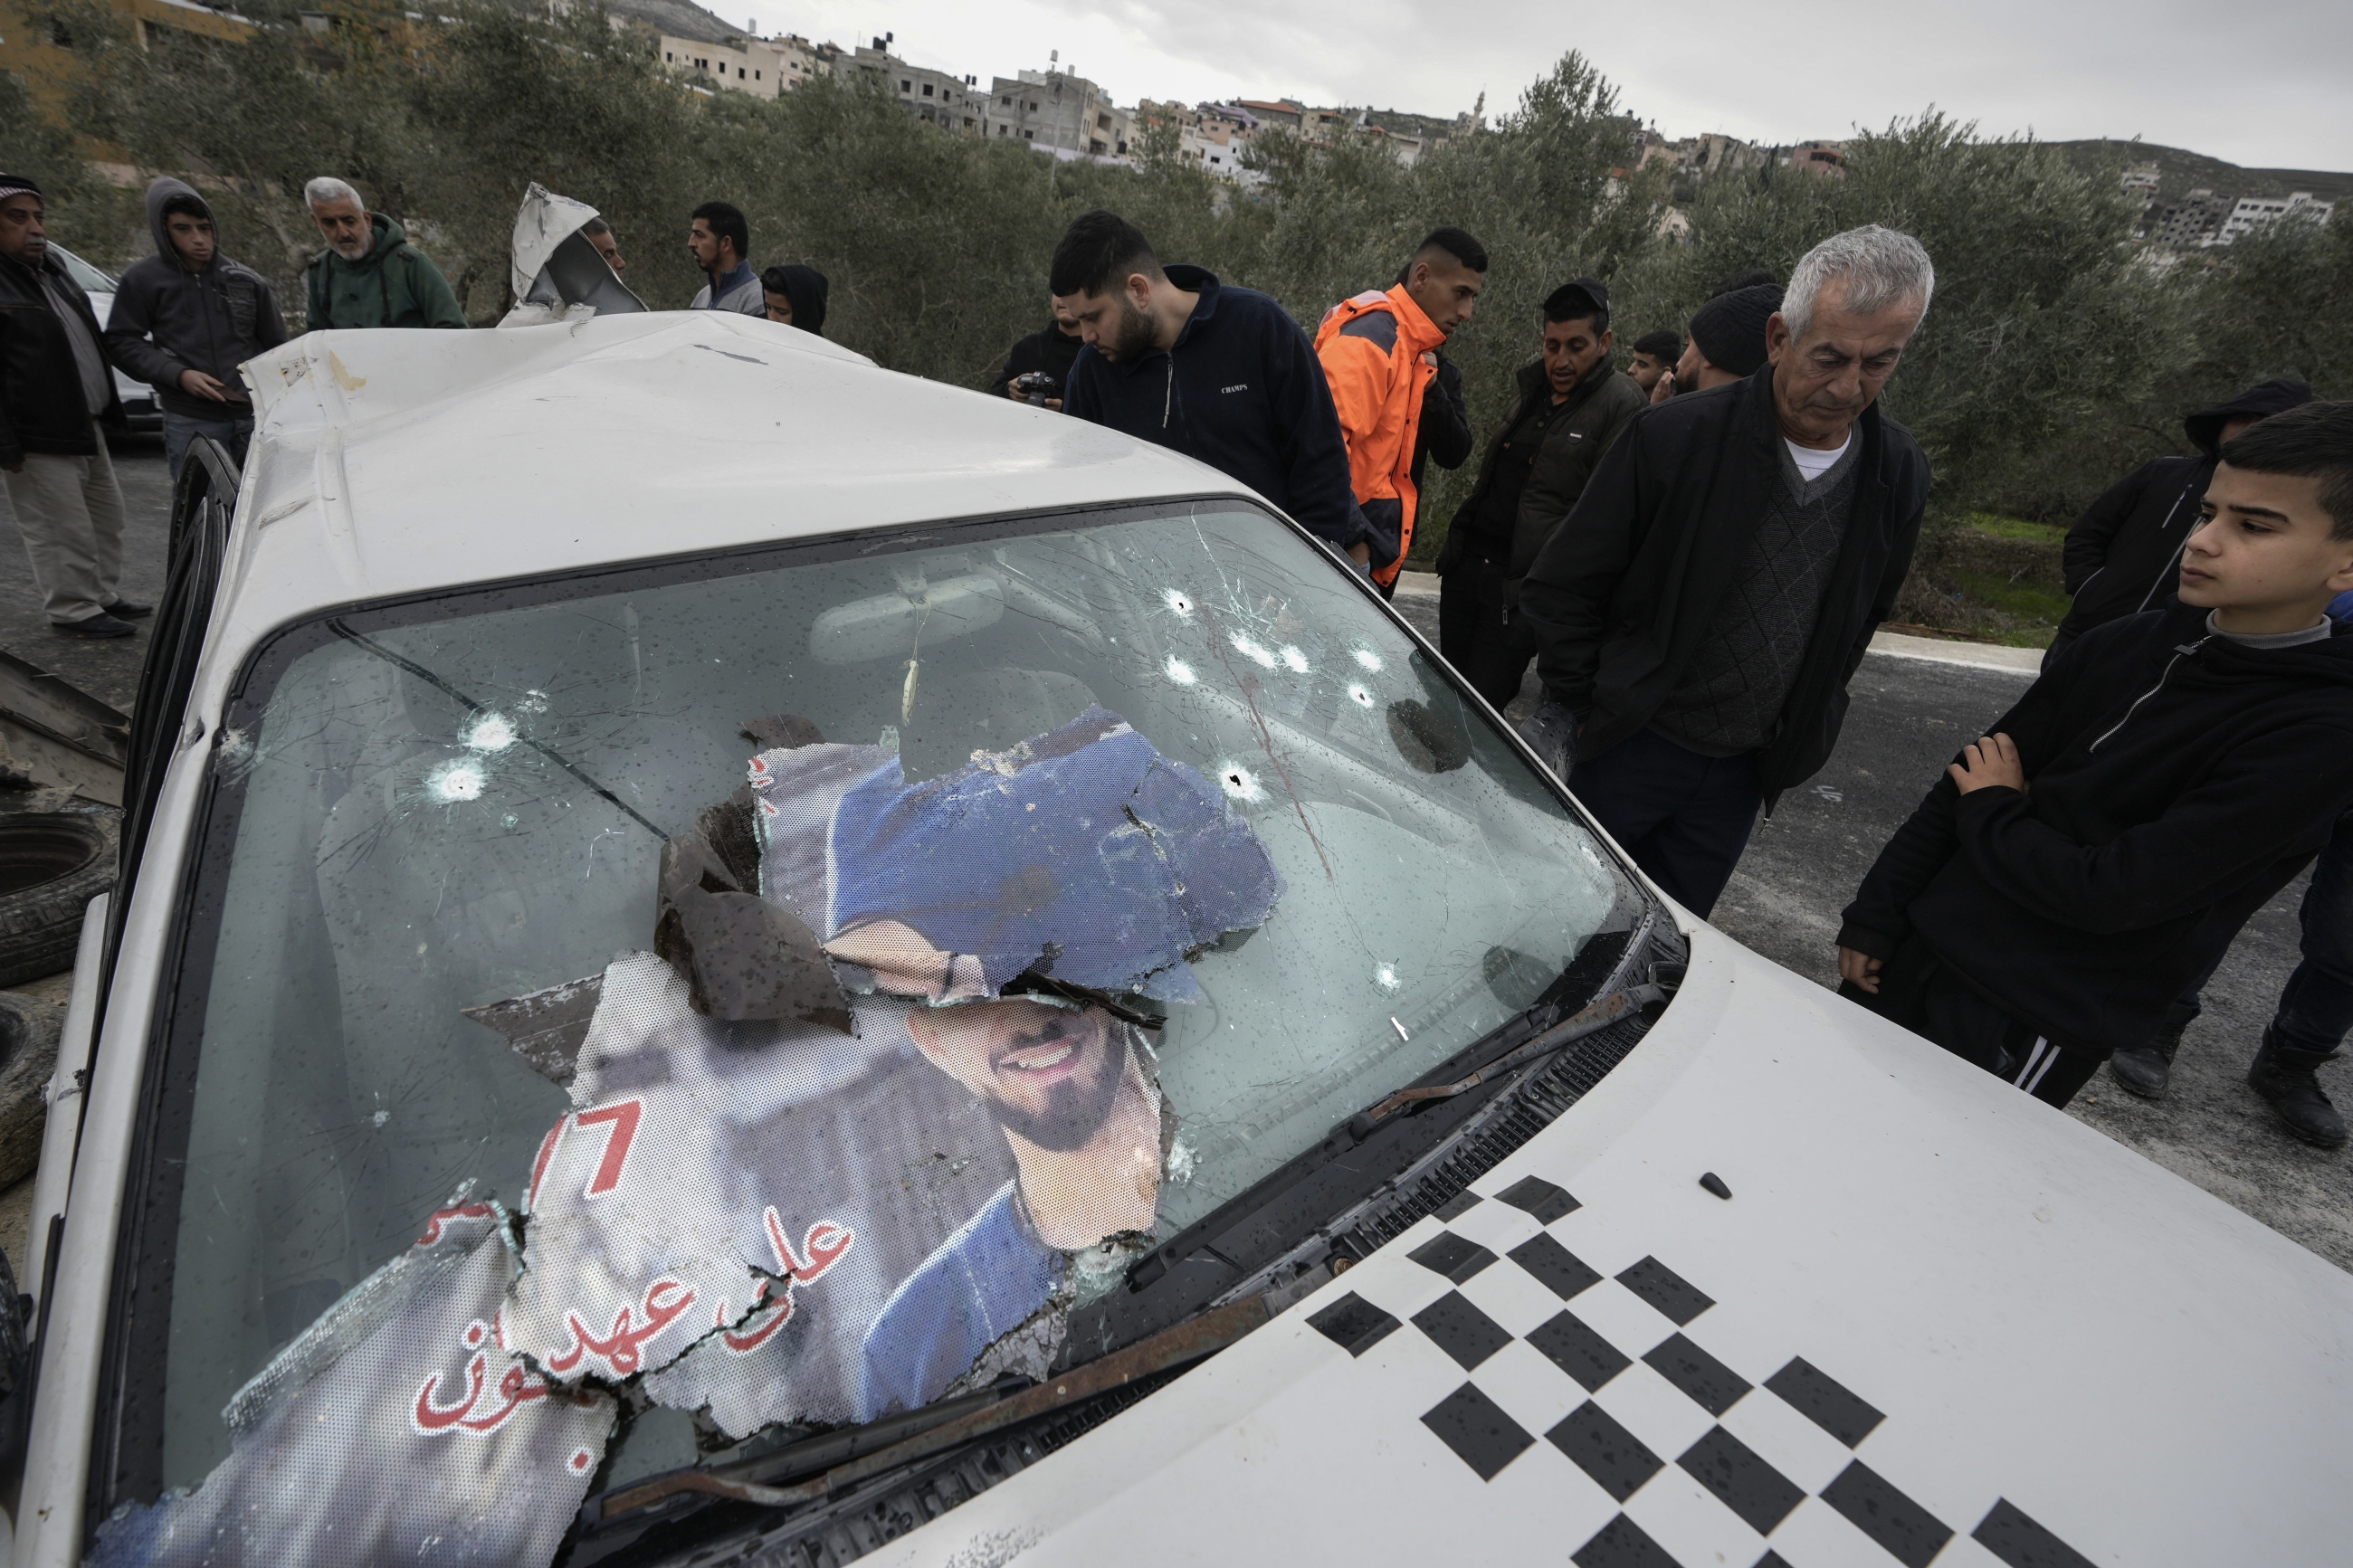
[1216,764,1264,803]
[1164,589,1194,615]
[428,759,486,802]
[1278,644,1310,674]
[1348,683,1376,708]
[1164,657,1196,686]
[1229,632,1277,670]
[464,712,519,752]
[1373,962,1402,993]
[1353,649,1384,672]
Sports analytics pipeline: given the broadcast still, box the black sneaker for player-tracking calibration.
[2247,1031,2348,1150]
[54,613,136,639]
[104,599,155,619]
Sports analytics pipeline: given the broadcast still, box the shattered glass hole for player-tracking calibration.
[463,712,518,752]
[1374,962,1402,993]
[1217,764,1265,803]
[1353,649,1384,672]
[1348,683,1376,708]
[427,759,485,803]
[1279,644,1310,673]
[1164,589,1194,614]
[1229,633,1278,670]
[1164,657,1196,686]
[518,689,550,714]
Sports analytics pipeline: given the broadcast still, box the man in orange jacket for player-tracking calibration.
[1313,228,1486,593]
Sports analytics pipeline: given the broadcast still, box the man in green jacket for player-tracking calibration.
[301,176,466,331]
[1434,279,1645,710]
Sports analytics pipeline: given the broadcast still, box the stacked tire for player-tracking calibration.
[0,806,118,988]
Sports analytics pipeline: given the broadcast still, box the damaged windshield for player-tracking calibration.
[100,500,1627,1563]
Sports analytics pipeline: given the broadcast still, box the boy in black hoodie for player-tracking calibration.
[1837,402,2353,1109]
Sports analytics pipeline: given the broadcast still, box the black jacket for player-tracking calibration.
[1437,360,1643,581]
[1840,604,2353,1054]
[1408,354,1471,490]
[2056,377,2313,641]
[1063,265,1362,554]
[991,321,1084,400]
[104,177,288,420]
[1518,366,1930,798]
[0,247,122,466]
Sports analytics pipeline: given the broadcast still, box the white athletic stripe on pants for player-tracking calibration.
[2014,1037,2060,1095]
[4,422,126,623]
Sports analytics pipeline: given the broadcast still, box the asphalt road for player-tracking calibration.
[5,452,2346,1273]
[1391,585,2353,1273]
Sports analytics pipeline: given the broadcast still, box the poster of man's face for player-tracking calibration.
[107,708,1282,1565]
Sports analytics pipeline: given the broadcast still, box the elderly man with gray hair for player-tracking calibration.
[1516,224,1936,917]
[301,176,467,330]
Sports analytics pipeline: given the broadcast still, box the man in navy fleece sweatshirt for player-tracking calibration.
[1052,210,1373,568]
[1837,403,2353,1113]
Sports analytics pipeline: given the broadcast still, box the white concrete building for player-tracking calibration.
[2212,191,2337,245]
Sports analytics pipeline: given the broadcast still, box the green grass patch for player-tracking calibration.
[1965,511,2069,543]
[1949,569,2072,626]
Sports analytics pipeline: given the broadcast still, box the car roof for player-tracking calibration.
[230,312,1253,632]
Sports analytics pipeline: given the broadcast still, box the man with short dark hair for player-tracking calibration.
[1313,226,1487,589]
[689,201,760,315]
[1628,329,1681,395]
[0,174,143,639]
[1053,210,1360,563]
[106,177,287,480]
[1519,226,1936,917]
[1434,280,1645,711]
[580,215,626,277]
[302,176,466,330]
[1839,403,2353,1117]
[2051,377,2313,664]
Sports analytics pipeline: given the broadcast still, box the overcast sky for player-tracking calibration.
[742,0,2353,172]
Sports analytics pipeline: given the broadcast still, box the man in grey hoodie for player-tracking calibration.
[105,177,289,480]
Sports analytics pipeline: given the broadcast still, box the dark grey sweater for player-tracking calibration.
[1649,437,1861,756]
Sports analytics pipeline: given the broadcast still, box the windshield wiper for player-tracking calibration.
[1347,977,1673,1139]
[584,1296,1269,1527]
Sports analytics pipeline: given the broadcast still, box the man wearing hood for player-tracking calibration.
[105,178,288,480]
[2051,377,2314,662]
[759,263,828,337]
[301,176,467,331]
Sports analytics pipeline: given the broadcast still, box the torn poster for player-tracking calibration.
[92,1202,614,1567]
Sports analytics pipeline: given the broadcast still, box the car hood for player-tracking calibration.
[864,921,2353,1568]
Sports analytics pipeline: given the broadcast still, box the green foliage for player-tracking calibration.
[29,10,2338,564]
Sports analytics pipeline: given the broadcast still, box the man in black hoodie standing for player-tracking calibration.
[1838,402,2353,1115]
[0,174,143,639]
[106,177,288,480]
[1053,211,1366,567]
[1516,226,1936,917]
[2050,377,2313,663]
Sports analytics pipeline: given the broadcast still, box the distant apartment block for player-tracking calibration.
[1786,140,1846,177]
[2120,163,2161,198]
[660,31,834,98]
[986,67,1130,157]
[2213,190,2336,244]
[843,43,992,132]
[2150,187,2233,249]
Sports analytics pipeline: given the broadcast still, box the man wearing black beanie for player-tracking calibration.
[1516,227,1935,917]
[1658,282,1782,402]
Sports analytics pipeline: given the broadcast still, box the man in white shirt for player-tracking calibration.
[1516,227,1937,917]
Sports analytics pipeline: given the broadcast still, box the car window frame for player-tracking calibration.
[84,489,1654,1530]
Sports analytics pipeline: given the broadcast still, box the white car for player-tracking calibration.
[9,312,2349,1568]
[49,244,164,435]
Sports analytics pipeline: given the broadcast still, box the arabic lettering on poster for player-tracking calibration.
[414,1201,496,1247]
[412,1314,549,1437]
[711,1207,857,1354]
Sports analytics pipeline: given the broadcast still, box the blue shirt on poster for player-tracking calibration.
[858,1181,1061,1419]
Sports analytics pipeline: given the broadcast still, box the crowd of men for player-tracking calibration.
[2,167,2348,1156]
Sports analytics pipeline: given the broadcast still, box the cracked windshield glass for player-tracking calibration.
[110,501,1625,1563]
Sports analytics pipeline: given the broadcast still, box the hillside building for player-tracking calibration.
[2213,190,2337,245]
[986,66,1130,157]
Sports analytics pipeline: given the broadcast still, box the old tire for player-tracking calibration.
[0,809,119,988]
[0,991,60,1189]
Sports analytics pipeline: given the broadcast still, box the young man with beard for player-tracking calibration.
[1313,227,1487,590]
[1434,280,1645,711]
[687,201,761,315]
[1053,210,1367,569]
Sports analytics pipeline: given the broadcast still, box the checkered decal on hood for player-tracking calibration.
[1306,1174,2095,1568]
